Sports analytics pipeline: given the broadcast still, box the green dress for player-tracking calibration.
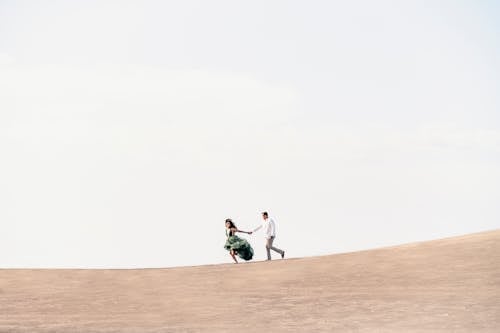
[224,230,254,261]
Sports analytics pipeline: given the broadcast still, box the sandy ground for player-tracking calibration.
[1,230,499,332]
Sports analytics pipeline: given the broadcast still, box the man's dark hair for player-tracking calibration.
[262,212,268,217]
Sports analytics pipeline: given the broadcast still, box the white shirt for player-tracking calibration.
[253,217,276,239]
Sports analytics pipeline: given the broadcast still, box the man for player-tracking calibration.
[251,211,285,260]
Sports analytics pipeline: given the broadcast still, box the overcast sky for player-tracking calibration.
[1,0,499,268]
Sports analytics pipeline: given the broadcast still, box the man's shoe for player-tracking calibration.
[281,251,285,259]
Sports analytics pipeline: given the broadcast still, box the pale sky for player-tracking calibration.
[1,0,499,268]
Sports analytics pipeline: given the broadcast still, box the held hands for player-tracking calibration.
[248,231,253,235]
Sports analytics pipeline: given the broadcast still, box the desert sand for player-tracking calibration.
[1,230,499,332]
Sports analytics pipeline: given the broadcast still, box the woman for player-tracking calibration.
[224,218,254,264]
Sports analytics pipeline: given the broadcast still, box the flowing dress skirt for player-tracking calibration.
[224,235,254,261]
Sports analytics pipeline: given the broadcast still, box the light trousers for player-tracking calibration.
[266,236,283,260]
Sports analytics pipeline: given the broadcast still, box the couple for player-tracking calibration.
[224,211,285,264]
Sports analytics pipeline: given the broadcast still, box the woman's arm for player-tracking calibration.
[233,228,252,234]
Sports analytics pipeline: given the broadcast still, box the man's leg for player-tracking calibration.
[265,238,273,260]
[266,237,284,259]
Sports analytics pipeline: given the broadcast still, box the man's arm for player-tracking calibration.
[270,219,276,236]
[253,225,262,233]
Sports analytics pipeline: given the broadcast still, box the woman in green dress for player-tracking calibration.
[224,218,254,264]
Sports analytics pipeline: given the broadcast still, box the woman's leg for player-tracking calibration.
[230,250,238,264]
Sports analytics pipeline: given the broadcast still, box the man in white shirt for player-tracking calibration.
[251,211,285,260]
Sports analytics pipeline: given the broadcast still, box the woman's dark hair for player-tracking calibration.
[225,218,236,229]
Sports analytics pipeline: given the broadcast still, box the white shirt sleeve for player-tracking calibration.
[253,225,262,233]
[270,219,276,237]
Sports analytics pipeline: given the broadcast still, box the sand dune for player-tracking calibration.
[1,230,499,332]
